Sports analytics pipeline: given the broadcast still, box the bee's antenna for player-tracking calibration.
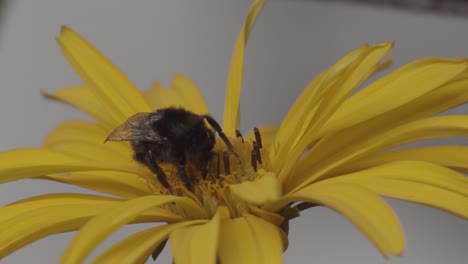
[203,115,241,163]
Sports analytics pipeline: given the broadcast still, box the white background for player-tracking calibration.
[0,0,467,263]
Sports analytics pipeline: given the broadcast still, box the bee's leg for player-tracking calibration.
[203,115,241,163]
[201,160,209,180]
[146,150,170,188]
[201,152,217,180]
[177,158,190,188]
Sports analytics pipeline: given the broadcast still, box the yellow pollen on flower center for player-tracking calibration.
[155,135,272,218]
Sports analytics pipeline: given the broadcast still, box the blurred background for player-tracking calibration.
[0,0,467,263]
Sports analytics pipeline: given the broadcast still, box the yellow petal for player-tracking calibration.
[323,72,468,140]
[271,43,392,172]
[92,220,207,264]
[321,58,468,135]
[223,0,265,136]
[288,115,468,191]
[352,179,468,219]
[0,193,120,223]
[301,74,468,168]
[342,161,467,195]
[218,215,283,264]
[294,43,394,152]
[0,163,144,184]
[143,81,183,110]
[273,44,369,155]
[44,120,134,162]
[142,82,161,110]
[0,148,77,167]
[0,148,147,184]
[278,58,468,182]
[170,206,230,264]
[42,86,115,129]
[41,171,153,199]
[0,202,180,260]
[323,161,468,218]
[60,195,206,264]
[170,74,209,115]
[268,181,404,257]
[0,205,110,259]
[57,26,151,124]
[46,142,132,164]
[333,146,468,175]
[245,126,278,146]
[308,161,468,218]
[44,120,129,152]
[230,172,281,205]
[143,75,209,115]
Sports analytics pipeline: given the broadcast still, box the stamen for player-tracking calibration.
[254,127,262,148]
[203,115,241,163]
[253,141,262,164]
[236,129,244,143]
[223,151,230,175]
[251,149,257,171]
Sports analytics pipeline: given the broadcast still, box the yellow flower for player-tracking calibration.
[1,0,467,263]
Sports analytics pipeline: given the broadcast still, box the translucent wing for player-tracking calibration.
[105,112,162,142]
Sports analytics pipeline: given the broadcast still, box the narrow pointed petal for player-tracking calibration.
[288,115,468,191]
[44,120,130,156]
[223,0,265,136]
[0,148,78,168]
[60,195,206,264]
[170,207,230,264]
[278,58,468,182]
[41,171,153,199]
[341,161,468,196]
[321,58,468,135]
[322,73,468,140]
[333,146,468,175]
[0,148,147,184]
[272,43,393,173]
[300,161,468,219]
[230,172,281,205]
[143,75,209,115]
[272,44,369,157]
[43,121,134,167]
[42,86,115,129]
[0,202,180,260]
[0,194,120,223]
[57,26,151,124]
[322,161,468,218]
[92,220,207,264]
[293,43,394,152]
[46,142,132,164]
[268,182,404,257]
[0,205,108,260]
[353,179,468,219]
[218,216,284,264]
[170,74,209,115]
[143,81,182,110]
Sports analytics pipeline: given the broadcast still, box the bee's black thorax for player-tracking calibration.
[131,108,215,172]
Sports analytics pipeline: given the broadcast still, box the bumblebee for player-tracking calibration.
[106,107,239,188]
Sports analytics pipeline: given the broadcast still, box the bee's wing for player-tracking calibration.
[105,112,162,142]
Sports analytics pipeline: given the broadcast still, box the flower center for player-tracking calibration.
[150,129,273,218]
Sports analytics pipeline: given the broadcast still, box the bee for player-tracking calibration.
[105,107,239,188]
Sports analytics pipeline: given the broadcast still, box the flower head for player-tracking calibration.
[1,0,467,263]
